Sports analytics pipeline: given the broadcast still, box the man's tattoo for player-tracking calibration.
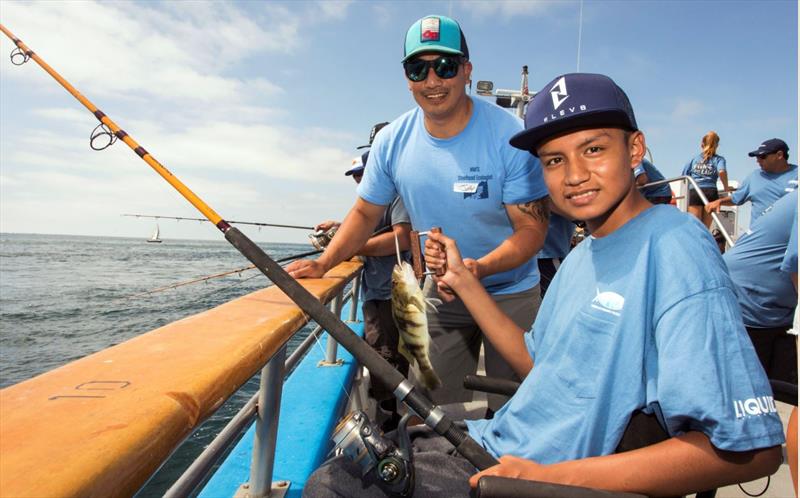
[516,198,550,224]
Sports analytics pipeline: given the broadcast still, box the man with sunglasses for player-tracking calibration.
[287,15,549,411]
[706,138,797,223]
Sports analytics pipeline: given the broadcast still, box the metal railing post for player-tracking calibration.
[245,345,286,498]
[348,272,362,323]
[324,292,344,364]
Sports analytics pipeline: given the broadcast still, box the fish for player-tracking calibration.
[390,259,442,390]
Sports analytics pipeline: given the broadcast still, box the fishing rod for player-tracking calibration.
[121,213,314,231]
[1,25,497,472]
[123,248,322,300]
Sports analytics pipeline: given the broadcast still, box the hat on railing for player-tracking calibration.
[357,122,390,150]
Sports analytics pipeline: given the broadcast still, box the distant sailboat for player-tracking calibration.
[147,224,163,243]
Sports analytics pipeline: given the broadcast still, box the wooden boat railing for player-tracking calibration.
[0,259,363,498]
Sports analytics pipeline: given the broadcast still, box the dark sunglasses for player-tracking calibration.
[403,55,462,82]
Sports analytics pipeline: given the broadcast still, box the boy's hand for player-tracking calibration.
[469,455,550,488]
[424,232,480,302]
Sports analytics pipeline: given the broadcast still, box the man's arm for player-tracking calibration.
[470,432,781,496]
[286,197,386,278]
[357,222,411,257]
[466,197,549,279]
[425,231,533,377]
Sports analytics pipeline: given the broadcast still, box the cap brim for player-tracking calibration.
[345,167,365,176]
[747,150,766,157]
[401,46,463,62]
[510,110,636,156]
[356,144,371,150]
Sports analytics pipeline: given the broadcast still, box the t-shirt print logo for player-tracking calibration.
[464,180,488,199]
[591,289,624,316]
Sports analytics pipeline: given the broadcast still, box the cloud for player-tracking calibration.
[458,0,570,20]
[669,98,706,120]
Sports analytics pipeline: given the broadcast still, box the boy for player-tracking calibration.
[304,73,783,498]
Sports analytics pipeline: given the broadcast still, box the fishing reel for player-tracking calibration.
[331,410,414,497]
[308,226,338,250]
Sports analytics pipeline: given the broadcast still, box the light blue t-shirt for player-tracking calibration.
[781,209,798,274]
[361,196,411,302]
[730,164,798,222]
[358,97,549,295]
[682,154,726,190]
[634,159,672,200]
[467,206,783,461]
[538,213,573,260]
[724,190,798,328]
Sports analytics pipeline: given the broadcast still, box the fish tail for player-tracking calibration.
[419,365,442,390]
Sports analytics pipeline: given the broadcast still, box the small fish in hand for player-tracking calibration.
[391,258,442,391]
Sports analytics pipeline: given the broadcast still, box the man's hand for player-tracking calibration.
[314,220,341,232]
[285,259,327,279]
[469,455,552,488]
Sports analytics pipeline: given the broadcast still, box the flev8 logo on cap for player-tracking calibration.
[509,73,638,155]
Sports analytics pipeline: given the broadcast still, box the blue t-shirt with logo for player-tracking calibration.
[361,196,411,302]
[724,190,798,328]
[730,164,797,222]
[682,154,726,190]
[634,159,672,200]
[467,206,783,461]
[358,97,549,295]
[538,213,573,260]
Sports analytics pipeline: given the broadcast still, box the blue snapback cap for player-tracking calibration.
[402,15,469,62]
[345,151,370,176]
[747,138,789,157]
[510,73,638,155]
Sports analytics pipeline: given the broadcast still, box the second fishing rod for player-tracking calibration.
[0,25,498,472]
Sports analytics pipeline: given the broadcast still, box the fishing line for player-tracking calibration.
[120,248,322,300]
[1,25,499,471]
[121,214,314,231]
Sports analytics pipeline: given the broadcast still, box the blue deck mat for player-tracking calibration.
[199,301,363,498]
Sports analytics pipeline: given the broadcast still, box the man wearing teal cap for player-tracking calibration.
[287,15,549,411]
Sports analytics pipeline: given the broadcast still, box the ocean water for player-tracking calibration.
[0,232,323,496]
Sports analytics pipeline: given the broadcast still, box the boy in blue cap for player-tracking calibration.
[305,73,782,498]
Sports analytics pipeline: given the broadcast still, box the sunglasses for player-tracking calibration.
[403,55,462,82]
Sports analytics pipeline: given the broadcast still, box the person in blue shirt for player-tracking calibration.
[305,73,782,498]
[707,138,798,224]
[314,128,414,432]
[537,213,574,298]
[287,15,549,411]
[681,131,731,227]
[634,158,672,204]
[723,188,798,385]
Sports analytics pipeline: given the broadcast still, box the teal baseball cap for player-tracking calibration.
[402,15,469,62]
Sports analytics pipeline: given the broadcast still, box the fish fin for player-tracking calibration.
[420,367,442,390]
[424,298,442,312]
[397,335,415,365]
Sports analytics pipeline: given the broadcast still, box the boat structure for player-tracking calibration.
[147,224,163,243]
[0,24,796,498]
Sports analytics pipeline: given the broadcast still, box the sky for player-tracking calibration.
[0,0,797,244]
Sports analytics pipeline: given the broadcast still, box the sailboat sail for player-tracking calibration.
[147,224,162,243]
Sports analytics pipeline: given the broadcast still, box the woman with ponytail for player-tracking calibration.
[682,131,731,227]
